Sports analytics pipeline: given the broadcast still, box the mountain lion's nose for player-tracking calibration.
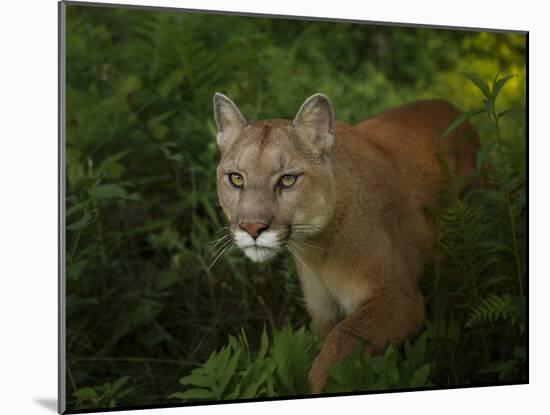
[239,222,268,239]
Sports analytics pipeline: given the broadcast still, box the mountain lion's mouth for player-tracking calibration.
[242,245,279,262]
[231,229,283,262]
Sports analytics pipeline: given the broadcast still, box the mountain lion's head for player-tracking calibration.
[213,93,336,262]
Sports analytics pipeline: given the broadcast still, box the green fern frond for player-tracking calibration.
[170,326,316,401]
[437,200,493,256]
[465,294,523,328]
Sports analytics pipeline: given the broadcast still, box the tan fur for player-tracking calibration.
[213,93,479,394]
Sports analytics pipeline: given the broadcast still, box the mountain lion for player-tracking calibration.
[212,92,479,393]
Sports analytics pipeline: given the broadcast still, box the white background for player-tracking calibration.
[0,0,546,413]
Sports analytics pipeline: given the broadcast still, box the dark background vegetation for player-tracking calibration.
[65,4,526,410]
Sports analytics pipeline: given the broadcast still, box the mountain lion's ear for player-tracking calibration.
[213,92,248,150]
[292,93,334,151]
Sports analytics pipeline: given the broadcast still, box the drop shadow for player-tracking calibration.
[34,398,57,413]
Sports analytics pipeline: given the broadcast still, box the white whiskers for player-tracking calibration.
[205,227,234,272]
[288,223,327,253]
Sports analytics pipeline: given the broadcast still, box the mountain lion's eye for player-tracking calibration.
[228,173,244,188]
[279,175,297,188]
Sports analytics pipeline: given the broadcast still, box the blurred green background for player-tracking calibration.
[65,4,526,410]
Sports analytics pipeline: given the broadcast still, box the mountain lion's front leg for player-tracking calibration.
[308,286,425,393]
[296,261,341,339]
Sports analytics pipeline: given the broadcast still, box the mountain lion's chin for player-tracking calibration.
[243,246,279,263]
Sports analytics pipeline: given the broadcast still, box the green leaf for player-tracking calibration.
[224,383,241,400]
[257,326,269,362]
[476,141,496,173]
[90,184,127,200]
[366,353,382,372]
[477,239,514,253]
[491,75,516,102]
[461,72,491,98]
[67,211,93,231]
[67,259,87,281]
[148,110,176,140]
[117,75,141,95]
[270,326,314,395]
[240,371,269,398]
[498,107,524,120]
[480,189,506,203]
[73,387,98,401]
[111,376,130,393]
[125,193,141,202]
[441,109,485,139]
[465,294,522,328]
[66,148,85,186]
[114,386,136,401]
[383,345,399,385]
[218,349,241,397]
[409,364,431,387]
[98,150,132,179]
[325,346,367,393]
[404,331,427,364]
[178,372,212,388]
[167,153,184,162]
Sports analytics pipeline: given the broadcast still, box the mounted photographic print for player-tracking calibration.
[59,1,528,413]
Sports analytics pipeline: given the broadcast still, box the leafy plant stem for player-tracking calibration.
[492,111,524,298]
[69,199,91,261]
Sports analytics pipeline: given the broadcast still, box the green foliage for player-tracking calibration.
[325,333,432,393]
[465,294,524,328]
[169,328,431,400]
[169,326,317,401]
[270,326,318,395]
[65,4,526,410]
[72,377,134,409]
